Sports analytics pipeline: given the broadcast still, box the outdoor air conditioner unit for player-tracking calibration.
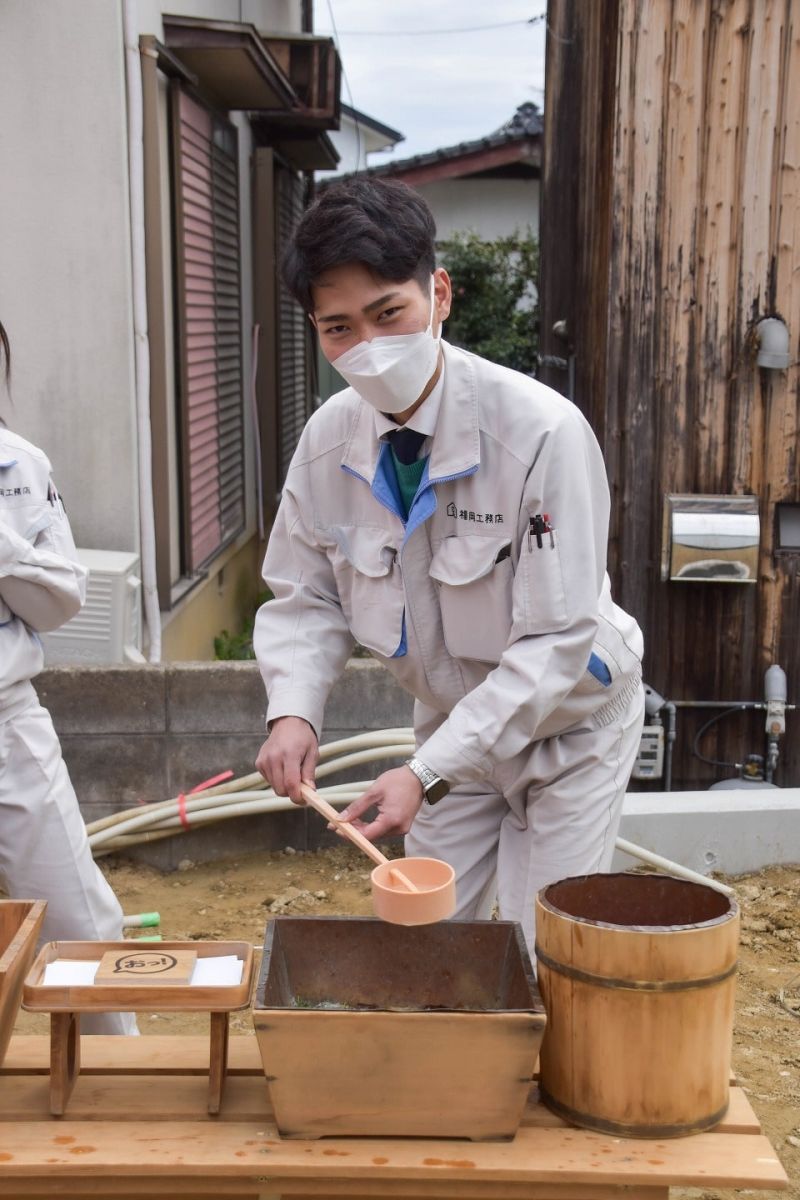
[41,549,144,665]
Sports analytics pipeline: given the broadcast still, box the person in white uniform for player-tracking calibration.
[254,180,645,949]
[0,321,136,1034]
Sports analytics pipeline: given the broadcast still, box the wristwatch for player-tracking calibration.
[405,757,450,805]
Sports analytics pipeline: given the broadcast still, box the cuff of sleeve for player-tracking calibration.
[265,688,325,741]
[416,721,490,788]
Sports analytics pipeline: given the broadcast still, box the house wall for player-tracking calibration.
[0,0,139,553]
[134,0,302,32]
[540,0,800,787]
[321,114,390,177]
[418,178,539,241]
[132,0,301,657]
[0,0,306,663]
[160,536,263,660]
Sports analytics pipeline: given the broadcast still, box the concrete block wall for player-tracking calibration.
[37,660,413,870]
[35,663,799,877]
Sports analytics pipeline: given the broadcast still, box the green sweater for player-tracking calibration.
[389,448,427,520]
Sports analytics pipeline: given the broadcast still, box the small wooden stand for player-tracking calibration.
[46,1007,232,1117]
[23,940,253,1117]
[49,1011,81,1117]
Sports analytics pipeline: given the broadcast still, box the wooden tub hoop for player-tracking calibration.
[537,1086,731,1138]
[534,945,738,992]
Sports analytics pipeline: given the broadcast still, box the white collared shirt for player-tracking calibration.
[373,361,446,457]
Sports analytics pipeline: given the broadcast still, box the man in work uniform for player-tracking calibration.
[254,179,644,948]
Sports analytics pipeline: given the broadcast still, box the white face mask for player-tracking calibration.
[332,277,441,414]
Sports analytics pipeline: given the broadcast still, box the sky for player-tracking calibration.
[312,1,548,168]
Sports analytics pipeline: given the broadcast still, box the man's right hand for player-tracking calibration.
[256,716,319,803]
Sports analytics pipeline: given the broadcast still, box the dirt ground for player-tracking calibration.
[13,849,799,1197]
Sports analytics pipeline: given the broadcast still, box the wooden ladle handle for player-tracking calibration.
[299,783,388,868]
[298,783,421,894]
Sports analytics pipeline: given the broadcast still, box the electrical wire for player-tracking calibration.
[331,16,545,36]
[691,704,756,770]
[324,0,363,172]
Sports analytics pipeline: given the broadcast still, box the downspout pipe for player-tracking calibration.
[122,0,161,662]
[663,701,676,792]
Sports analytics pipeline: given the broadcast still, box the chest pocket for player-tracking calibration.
[327,525,404,659]
[430,534,513,663]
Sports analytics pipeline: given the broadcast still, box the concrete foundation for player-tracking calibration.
[615,789,800,877]
[35,661,799,876]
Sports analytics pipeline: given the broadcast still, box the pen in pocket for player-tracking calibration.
[528,513,555,550]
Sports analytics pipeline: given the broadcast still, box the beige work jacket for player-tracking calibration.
[254,343,643,786]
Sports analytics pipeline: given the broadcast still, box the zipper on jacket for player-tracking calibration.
[340,453,477,662]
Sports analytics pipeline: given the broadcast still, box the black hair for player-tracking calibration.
[0,320,9,386]
[283,178,437,313]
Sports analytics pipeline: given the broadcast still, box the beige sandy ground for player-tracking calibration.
[13,850,799,1199]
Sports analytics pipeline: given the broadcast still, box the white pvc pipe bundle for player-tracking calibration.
[86,731,414,854]
[86,727,733,896]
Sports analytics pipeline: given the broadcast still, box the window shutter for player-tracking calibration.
[211,125,244,549]
[174,89,245,572]
[276,166,311,483]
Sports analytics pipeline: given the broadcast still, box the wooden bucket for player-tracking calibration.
[535,873,739,1138]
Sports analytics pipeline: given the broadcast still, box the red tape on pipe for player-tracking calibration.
[177,771,235,831]
[177,793,189,830]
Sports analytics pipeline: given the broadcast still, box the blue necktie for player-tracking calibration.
[390,427,426,465]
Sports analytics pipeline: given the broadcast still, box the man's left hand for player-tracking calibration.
[338,766,424,842]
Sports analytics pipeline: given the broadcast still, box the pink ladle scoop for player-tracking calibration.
[298,783,456,926]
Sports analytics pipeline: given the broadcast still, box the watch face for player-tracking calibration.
[425,777,450,805]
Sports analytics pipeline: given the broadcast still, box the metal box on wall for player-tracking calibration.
[661,495,760,583]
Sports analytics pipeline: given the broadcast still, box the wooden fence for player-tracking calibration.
[539,0,800,787]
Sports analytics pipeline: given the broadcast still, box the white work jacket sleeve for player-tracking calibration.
[253,471,355,738]
[418,410,612,786]
[0,494,86,632]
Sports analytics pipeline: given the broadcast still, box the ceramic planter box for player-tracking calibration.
[253,916,545,1140]
[0,899,46,1066]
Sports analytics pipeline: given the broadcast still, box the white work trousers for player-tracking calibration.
[0,700,137,1035]
[406,683,645,953]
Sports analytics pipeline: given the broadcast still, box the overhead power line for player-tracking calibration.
[330,15,546,37]
[324,0,363,171]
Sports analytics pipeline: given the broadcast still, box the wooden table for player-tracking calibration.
[0,1035,789,1200]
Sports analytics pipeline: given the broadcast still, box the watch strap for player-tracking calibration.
[405,757,450,805]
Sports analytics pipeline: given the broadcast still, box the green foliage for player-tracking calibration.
[439,230,539,375]
[214,584,373,662]
[214,589,272,661]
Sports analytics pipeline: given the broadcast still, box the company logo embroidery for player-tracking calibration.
[446,501,504,525]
